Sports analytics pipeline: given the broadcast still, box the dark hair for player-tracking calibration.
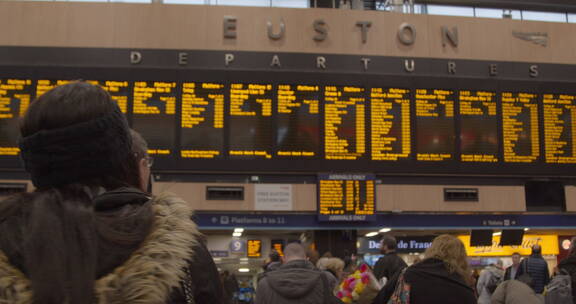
[512,252,521,256]
[0,82,153,304]
[269,250,281,262]
[381,235,397,250]
[569,237,576,257]
[532,244,542,254]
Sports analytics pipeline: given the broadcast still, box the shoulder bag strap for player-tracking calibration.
[388,268,409,304]
[182,267,196,304]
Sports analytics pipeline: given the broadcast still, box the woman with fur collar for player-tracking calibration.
[0,82,223,304]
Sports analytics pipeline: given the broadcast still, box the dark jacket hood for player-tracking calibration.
[558,254,576,274]
[265,260,323,299]
[559,255,576,267]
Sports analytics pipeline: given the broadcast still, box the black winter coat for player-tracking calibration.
[373,251,407,281]
[373,258,476,304]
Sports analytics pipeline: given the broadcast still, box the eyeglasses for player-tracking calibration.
[144,156,154,168]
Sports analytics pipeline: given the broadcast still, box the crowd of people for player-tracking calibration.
[254,235,576,304]
[0,81,575,304]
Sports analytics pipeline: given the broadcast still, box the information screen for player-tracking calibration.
[247,239,262,258]
[324,86,366,160]
[543,93,576,164]
[501,92,540,163]
[2,71,576,177]
[459,90,498,162]
[180,82,225,159]
[276,84,320,158]
[229,83,273,159]
[132,81,177,156]
[36,79,72,98]
[0,79,33,156]
[318,173,375,221]
[370,88,411,161]
[415,89,455,161]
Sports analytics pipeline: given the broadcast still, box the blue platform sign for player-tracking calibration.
[229,239,246,254]
[195,213,576,230]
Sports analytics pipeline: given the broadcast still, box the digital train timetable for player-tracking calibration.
[0,76,575,176]
[317,173,376,221]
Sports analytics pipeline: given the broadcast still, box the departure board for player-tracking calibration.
[180,82,225,159]
[229,83,273,159]
[324,86,366,160]
[36,79,72,97]
[459,90,499,162]
[276,84,320,158]
[4,71,576,177]
[132,81,177,156]
[318,174,375,221]
[543,94,576,163]
[415,89,455,161]
[501,92,540,163]
[247,239,262,258]
[370,88,411,161]
[0,79,33,156]
[87,80,130,114]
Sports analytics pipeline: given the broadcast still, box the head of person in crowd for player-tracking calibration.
[283,243,307,263]
[130,129,153,192]
[511,252,521,266]
[380,235,398,254]
[496,259,504,269]
[317,256,345,280]
[263,249,282,272]
[0,81,154,303]
[306,246,320,266]
[270,250,281,263]
[425,234,472,284]
[532,244,542,255]
[569,237,576,257]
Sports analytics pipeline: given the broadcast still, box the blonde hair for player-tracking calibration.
[425,235,471,284]
[317,257,345,274]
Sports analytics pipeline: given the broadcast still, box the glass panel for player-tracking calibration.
[522,11,566,23]
[216,0,270,6]
[67,0,109,2]
[501,9,522,20]
[568,13,576,23]
[272,0,307,8]
[474,8,503,19]
[112,0,152,3]
[163,0,206,4]
[427,5,474,17]
[412,4,424,14]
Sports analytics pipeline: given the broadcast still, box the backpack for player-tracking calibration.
[485,271,502,294]
[544,270,572,304]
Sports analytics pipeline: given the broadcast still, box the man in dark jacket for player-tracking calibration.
[256,243,343,304]
[516,244,550,294]
[504,252,521,280]
[373,236,407,282]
